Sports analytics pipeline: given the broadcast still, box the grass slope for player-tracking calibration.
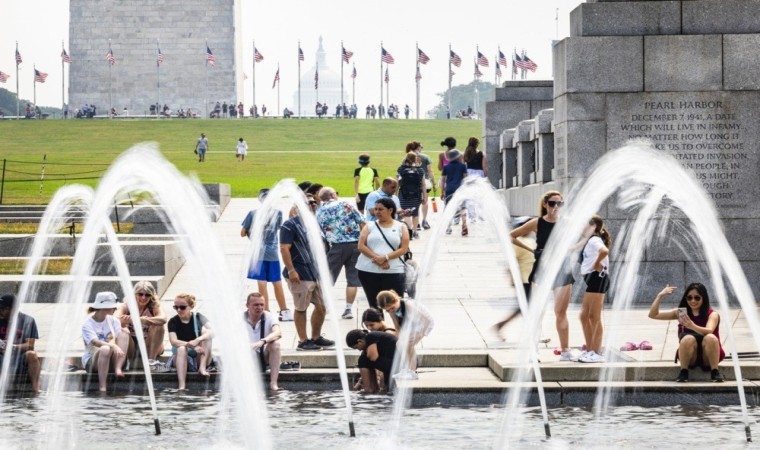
[0,119,481,203]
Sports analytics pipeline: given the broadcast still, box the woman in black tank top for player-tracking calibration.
[509,190,575,361]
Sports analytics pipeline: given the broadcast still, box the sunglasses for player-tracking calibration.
[308,201,317,206]
[173,305,189,311]
[136,292,151,297]
[546,200,564,208]
[686,295,702,301]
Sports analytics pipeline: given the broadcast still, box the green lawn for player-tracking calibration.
[0,118,481,203]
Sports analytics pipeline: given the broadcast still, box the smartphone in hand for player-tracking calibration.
[678,307,688,323]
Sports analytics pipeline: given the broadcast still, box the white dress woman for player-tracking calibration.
[236,137,248,161]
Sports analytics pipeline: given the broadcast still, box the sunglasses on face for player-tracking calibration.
[686,295,702,301]
[137,292,150,297]
[173,305,189,311]
[546,200,564,208]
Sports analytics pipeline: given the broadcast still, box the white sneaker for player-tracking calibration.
[559,351,576,362]
[392,369,419,380]
[341,308,353,319]
[570,351,590,362]
[279,310,294,322]
[579,351,605,363]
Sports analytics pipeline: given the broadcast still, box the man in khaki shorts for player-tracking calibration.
[279,195,335,351]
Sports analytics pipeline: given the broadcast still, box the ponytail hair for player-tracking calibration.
[590,214,612,247]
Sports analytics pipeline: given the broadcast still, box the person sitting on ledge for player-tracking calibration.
[0,294,41,393]
[648,283,725,383]
[346,329,397,394]
[82,292,130,392]
[115,281,167,365]
[245,292,282,391]
[167,293,213,390]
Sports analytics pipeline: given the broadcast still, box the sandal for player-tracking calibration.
[639,340,653,350]
[461,225,468,236]
[620,342,639,351]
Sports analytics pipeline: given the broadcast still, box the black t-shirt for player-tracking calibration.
[364,331,397,360]
[167,312,209,342]
[279,215,318,281]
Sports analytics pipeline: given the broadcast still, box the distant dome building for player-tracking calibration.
[293,37,349,117]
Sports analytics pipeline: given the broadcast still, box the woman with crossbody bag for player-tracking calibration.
[167,293,213,390]
[356,197,410,309]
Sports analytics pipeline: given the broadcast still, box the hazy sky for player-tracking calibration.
[1,0,584,113]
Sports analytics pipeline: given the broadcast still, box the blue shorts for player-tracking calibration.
[248,260,282,282]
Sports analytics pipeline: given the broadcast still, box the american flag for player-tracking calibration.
[34,69,48,83]
[157,48,164,65]
[0,71,9,83]
[314,67,318,89]
[351,66,357,79]
[495,63,502,77]
[521,54,538,72]
[342,46,353,63]
[254,47,264,62]
[381,47,395,64]
[61,49,72,64]
[272,68,279,89]
[384,67,389,83]
[415,66,421,81]
[449,69,455,82]
[206,47,215,65]
[105,49,115,65]
[15,49,22,65]
[418,48,430,65]
[476,51,489,67]
[513,52,520,73]
[474,63,482,78]
[298,47,304,61]
[498,50,507,68]
[449,50,461,67]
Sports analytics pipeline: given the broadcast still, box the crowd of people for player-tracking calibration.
[0,135,728,395]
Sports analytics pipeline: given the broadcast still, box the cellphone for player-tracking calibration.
[678,307,688,321]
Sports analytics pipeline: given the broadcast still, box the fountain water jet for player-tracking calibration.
[499,141,758,446]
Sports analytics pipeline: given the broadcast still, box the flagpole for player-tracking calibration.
[205,40,209,118]
[277,63,280,115]
[316,62,319,106]
[448,43,452,120]
[157,39,160,112]
[351,63,355,106]
[379,42,383,114]
[33,64,36,108]
[340,40,344,113]
[298,40,301,118]
[415,42,420,120]
[108,39,112,119]
[494,53,498,86]
[386,68,389,111]
[16,42,20,119]
[252,40,256,118]
[512,47,517,81]
[61,41,65,117]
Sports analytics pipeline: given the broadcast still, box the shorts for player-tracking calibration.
[248,260,282,282]
[676,331,726,369]
[357,193,370,212]
[167,348,199,372]
[0,351,29,375]
[327,242,361,287]
[285,279,323,311]
[197,148,207,156]
[583,271,610,294]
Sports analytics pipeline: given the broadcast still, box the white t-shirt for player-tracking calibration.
[236,140,248,155]
[82,315,122,366]
[355,221,405,274]
[581,236,609,275]
[244,311,279,348]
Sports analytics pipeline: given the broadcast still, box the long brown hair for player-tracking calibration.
[463,137,480,164]
[589,214,612,247]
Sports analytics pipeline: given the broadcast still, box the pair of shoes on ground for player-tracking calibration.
[675,368,724,382]
[279,360,301,371]
[297,336,335,351]
[619,340,653,351]
[279,309,294,322]
[422,221,431,230]
[558,350,604,363]
[392,369,419,380]
[342,308,354,319]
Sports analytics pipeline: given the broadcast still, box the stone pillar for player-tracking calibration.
[555,0,760,302]
[515,120,535,187]
[484,81,553,188]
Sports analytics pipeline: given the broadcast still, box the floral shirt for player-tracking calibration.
[316,199,365,244]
